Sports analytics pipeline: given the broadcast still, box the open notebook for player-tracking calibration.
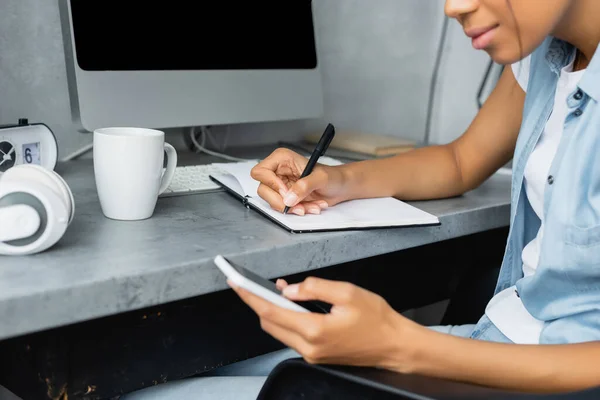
[209,161,440,233]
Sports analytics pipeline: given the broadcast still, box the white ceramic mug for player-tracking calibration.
[93,127,177,220]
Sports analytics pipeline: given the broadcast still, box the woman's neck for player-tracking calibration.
[552,0,600,70]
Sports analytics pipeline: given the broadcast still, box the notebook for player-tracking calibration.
[209,161,440,233]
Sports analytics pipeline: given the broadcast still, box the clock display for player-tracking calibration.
[0,140,16,172]
[22,142,41,165]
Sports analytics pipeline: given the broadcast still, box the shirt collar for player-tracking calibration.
[545,37,574,74]
[578,41,600,101]
[545,37,600,101]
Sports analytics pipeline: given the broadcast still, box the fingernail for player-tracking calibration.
[292,208,305,216]
[284,192,298,207]
[283,284,299,296]
[308,206,321,215]
[318,201,329,209]
[279,188,287,198]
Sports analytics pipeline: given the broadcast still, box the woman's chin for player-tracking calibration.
[485,47,526,66]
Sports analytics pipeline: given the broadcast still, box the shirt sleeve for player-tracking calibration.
[511,55,531,92]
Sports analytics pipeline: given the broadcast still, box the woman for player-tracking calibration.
[125,0,600,398]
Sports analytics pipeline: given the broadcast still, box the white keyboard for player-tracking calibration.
[160,156,344,198]
[159,164,226,197]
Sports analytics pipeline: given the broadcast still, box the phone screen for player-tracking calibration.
[226,258,331,314]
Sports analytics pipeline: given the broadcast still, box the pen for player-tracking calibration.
[283,123,335,214]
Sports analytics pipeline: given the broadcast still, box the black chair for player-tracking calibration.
[256,357,600,400]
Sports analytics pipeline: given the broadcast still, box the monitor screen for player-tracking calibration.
[69,1,318,71]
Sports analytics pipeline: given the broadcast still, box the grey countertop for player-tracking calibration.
[0,152,512,341]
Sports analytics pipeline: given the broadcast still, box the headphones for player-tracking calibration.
[0,164,74,256]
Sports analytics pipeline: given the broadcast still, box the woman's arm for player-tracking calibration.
[250,66,525,213]
[230,277,600,395]
[338,66,525,201]
[404,323,600,393]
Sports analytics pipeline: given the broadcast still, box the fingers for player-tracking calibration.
[252,148,331,216]
[257,184,307,215]
[283,169,328,209]
[276,279,289,290]
[251,159,289,196]
[283,277,359,305]
[251,148,304,195]
[230,282,326,337]
[303,200,328,215]
[257,184,327,216]
[257,183,287,212]
[251,168,287,195]
[288,200,328,216]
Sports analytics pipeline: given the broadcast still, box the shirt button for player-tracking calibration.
[574,90,583,100]
[574,109,583,117]
[548,175,554,185]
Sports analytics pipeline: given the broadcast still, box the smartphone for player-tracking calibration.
[214,255,330,314]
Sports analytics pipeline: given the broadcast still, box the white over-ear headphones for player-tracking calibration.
[0,164,74,256]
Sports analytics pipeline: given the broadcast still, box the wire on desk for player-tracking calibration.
[60,142,94,162]
[423,16,450,146]
[189,126,250,162]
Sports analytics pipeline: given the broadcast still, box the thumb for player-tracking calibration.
[283,170,326,207]
[283,277,356,305]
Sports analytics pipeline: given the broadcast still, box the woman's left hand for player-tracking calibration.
[229,276,417,372]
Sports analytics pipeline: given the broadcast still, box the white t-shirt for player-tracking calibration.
[485,52,586,344]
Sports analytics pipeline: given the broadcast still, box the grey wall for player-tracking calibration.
[0,0,491,158]
[429,18,494,144]
[0,0,91,156]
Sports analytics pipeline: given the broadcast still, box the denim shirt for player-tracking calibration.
[486,37,600,344]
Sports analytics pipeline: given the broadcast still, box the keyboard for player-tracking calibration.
[160,156,344,198]
[159,164,225,197]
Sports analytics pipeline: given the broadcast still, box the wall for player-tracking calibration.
[0,0,91,156]
[0,0,491,158]
[428,19,494,144]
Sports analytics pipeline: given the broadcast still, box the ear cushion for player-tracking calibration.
[1,165,74,224]
[0,182,69,255]
[0,191,48,246]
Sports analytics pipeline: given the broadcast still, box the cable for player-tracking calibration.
[189,126,250,162]
[204,127,222,151]
[63,127,247,163]
[424,16,450,146]
[60,142,93,162]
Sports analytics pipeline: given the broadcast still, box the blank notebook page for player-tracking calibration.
[214,161,261,197]
[212,161,439,232]
[249,196,439,231]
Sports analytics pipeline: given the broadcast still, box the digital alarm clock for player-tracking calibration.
[0,118,58,173]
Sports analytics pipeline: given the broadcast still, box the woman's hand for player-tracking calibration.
[250,148,349,215]
[229,277,418,371]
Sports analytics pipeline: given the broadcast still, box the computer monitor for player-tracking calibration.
[58,1,324,133]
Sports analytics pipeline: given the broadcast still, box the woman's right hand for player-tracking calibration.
[250,148,349,215]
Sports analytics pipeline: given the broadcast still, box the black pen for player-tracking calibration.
[283,123,336,214]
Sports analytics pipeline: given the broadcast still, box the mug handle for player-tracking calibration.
[159,143,178,195]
